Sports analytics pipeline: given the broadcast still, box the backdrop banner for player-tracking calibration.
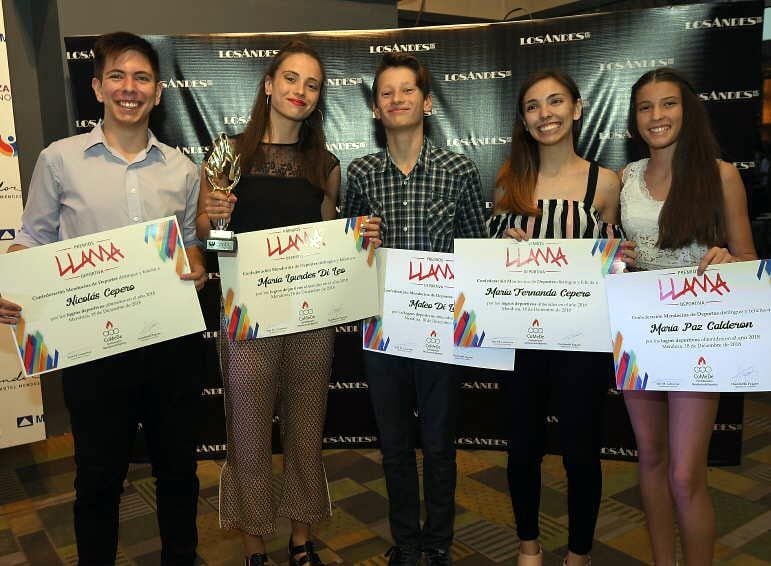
[64,0,762,465]
[0,0,45,450]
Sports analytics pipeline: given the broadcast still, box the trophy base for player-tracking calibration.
[206,230,237,253]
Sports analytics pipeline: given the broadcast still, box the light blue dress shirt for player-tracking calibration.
[16,123,201,248]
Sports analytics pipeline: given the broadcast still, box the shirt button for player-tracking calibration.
[403,226,408,232]
[133,216,140,222]
[402,201,408,206]
[130,188,136,193]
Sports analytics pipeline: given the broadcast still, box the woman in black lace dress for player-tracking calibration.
[196,41,378,566]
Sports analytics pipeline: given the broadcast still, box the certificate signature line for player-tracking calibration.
[558,331,584,343]
[731,366,757,381]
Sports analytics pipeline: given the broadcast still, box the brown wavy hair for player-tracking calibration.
[628,67,725,249]
[496,69,583,216]
[236,40,329,188]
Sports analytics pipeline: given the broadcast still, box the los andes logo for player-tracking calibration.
[409,260,454,282]
[658,272,730,302]
[693,356,714,381]
[0,134,18,157]
[506,246,568,268]
[56,241,125,277]
[527,319,545,341]
[267,229,324,256]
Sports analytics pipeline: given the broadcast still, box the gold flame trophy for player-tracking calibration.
[204,133,241,253]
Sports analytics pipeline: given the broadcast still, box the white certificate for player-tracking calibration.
[0,217,205,376]
[363,248,515,370]
[218,217,378,339]
[606,260,771,392]
[453,238,624,352]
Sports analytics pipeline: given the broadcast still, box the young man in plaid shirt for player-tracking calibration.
[343,53,487,566]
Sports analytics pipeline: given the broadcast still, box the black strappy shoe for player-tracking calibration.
[244,552,269,566]
[288,536,324,566]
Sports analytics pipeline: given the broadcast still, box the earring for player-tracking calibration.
[316,108,324,122]
[423,111,432,117]
[266,94,271,108]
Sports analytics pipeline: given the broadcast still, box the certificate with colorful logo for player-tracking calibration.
[453,238,624,352]
[218,217,378,339]
[607,260,771,392]
[0,217,205,376]
[363,248,515,370]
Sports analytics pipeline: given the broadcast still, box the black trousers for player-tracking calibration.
[364,352,461,551]
[62,335,202,566]
[503,349,610,556]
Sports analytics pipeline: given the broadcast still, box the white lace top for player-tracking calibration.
[620,159,709,270]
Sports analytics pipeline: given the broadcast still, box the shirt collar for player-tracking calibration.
[380,136,431,174]
[84,121,166,161]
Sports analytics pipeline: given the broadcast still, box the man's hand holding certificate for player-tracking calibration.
[0,217,205,376]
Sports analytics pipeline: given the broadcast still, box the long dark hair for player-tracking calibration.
[628,67,725,249]
[236,40,329,188]
[496,69,583,216]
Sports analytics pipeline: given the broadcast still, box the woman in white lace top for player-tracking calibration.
[620,68,756,566]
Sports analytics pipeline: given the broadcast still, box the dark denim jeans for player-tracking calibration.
[364,352,461,551]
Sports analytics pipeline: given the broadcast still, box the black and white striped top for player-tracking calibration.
[487,162,624,240]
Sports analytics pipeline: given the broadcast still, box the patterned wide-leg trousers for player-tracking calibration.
[218,325,335,535]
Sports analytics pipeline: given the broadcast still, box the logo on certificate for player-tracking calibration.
[298,300,316,325]
[55,240,126,277]
[408,259,454,282]
[657,272,730,302]
[692,356,716,385]
[505,245,568,269]
[526,319,545,343]
[103,320,124,347]
[0,134,18,157]
[267,228,325,257]
[424,329,441,354]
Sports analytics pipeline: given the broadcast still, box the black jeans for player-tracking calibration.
[503,349,610,556]
[62,335,202,565]
[364,352,461,551]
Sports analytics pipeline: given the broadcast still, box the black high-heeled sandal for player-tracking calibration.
[244,552,269,566]
[288,536,324,566]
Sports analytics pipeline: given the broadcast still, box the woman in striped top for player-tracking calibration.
[488,70,634,566]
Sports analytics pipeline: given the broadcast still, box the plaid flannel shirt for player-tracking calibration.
[343,138,487,252]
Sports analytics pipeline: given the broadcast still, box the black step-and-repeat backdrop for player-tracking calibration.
[64,1,762,465]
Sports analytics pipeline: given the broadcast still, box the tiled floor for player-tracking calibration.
[1,394,769,565]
